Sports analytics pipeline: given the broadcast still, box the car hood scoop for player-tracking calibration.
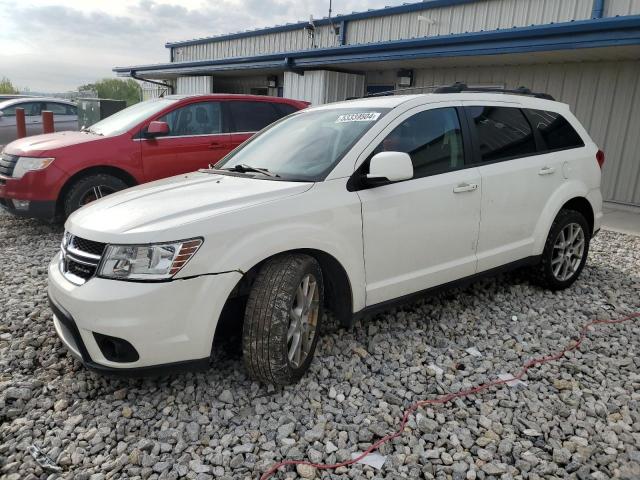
[67,172,313,241]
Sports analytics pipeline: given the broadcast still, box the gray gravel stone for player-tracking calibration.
[0,213,639,479]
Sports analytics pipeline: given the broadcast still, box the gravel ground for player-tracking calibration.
[1,210,639,480]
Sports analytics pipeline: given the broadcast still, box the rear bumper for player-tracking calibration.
[587,188,604,235]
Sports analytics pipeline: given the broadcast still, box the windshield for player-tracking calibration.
[215,108,389,181]
[87,98,177,136]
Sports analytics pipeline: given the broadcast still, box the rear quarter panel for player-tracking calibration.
[531,105,602,253]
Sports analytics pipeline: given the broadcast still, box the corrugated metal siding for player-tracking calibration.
[141,81,172,100]
[173,25,339,62]
[606,0,640,16]
[284,71,327,105]
[413,60,640,205]
[171,0,638,62]
[176,76,212,94]
[324,71,365,104]
[346,0,592,44]
[283,70,364,105]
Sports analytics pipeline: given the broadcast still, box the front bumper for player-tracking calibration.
[0,166,67,221]
[47,253,242,375]
[0,195,57,220]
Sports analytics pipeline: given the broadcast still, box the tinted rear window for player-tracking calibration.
[273,103,299,117]
[467,106,537,162]
[525,109,585,152]
[228,101,280,132]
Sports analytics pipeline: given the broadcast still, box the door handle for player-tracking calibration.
[208,142,225,150]
[538,166,556,175]
[453,183,478,193]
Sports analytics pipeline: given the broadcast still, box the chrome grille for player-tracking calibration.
[0,153,18,177]
[70,236,106,257]
[60,233,106,285]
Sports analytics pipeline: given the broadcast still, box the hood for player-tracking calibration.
[66,171,313,241]
[3,131,104,156]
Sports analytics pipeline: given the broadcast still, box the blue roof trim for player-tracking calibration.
[165,0,479,48]
[115,15,640,75]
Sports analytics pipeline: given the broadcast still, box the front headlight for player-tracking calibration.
[98,238,202,281]
[13,156,55,179]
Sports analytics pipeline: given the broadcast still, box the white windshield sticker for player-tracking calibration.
[336,112,381,123]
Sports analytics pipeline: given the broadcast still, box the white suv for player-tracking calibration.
[47,88,603,384]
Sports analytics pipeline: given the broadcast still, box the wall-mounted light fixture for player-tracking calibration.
[397,69,413,87]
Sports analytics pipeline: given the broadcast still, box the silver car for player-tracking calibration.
[0,98,78,146]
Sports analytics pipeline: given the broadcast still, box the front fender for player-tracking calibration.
[179,180,367,312]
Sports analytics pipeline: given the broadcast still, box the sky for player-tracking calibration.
[0,0,409,92]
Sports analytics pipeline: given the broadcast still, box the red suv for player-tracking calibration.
[0,94,308,221]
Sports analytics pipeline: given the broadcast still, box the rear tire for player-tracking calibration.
[533,209,590,291]
[242,254,324,385]
[63,174,129,218]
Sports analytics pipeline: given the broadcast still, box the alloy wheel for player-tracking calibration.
[551,222,585,281]
[79,185,116,206]
[287,273,320,368]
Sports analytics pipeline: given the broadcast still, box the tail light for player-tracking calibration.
[596,150,605,169]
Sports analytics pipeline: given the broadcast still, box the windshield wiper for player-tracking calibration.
[222,164,280,178]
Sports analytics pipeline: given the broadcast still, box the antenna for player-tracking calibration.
[305,15,317,48]
[328,0,340,36]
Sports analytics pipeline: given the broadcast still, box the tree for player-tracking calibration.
[79,78,142,106]
[0,77,18,94]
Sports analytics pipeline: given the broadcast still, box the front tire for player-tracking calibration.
[534,209,590,290]
[63,174,129,218]
[242,254,324,385]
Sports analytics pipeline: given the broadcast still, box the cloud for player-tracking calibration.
[0,0,408,92]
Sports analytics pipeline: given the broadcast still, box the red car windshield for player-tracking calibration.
[87,98,177,137]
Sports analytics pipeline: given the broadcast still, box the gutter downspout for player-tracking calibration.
[592,0,605,19]
[130,72,174,96]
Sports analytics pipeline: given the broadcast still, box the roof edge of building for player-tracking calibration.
[115,15,640,75]
[164,0,479,48]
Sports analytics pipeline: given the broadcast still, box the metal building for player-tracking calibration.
[114,0,640,207]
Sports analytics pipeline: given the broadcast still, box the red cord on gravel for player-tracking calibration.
[260,312,640,479]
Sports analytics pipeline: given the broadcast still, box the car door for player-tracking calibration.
[140,100,231,181]
[463,103,566,271]
[45,102,78,132]
[225,100,283,149]
[356,104,482,306]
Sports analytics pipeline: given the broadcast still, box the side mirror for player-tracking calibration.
[366,151,413,184]
[146,121,169,137]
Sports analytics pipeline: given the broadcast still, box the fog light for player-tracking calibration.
[93,332,139,363]
[12,199,30,210]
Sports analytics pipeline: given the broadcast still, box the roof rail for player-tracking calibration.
[433,82,555,100]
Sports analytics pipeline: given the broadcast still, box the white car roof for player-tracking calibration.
[0,97,76,108]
